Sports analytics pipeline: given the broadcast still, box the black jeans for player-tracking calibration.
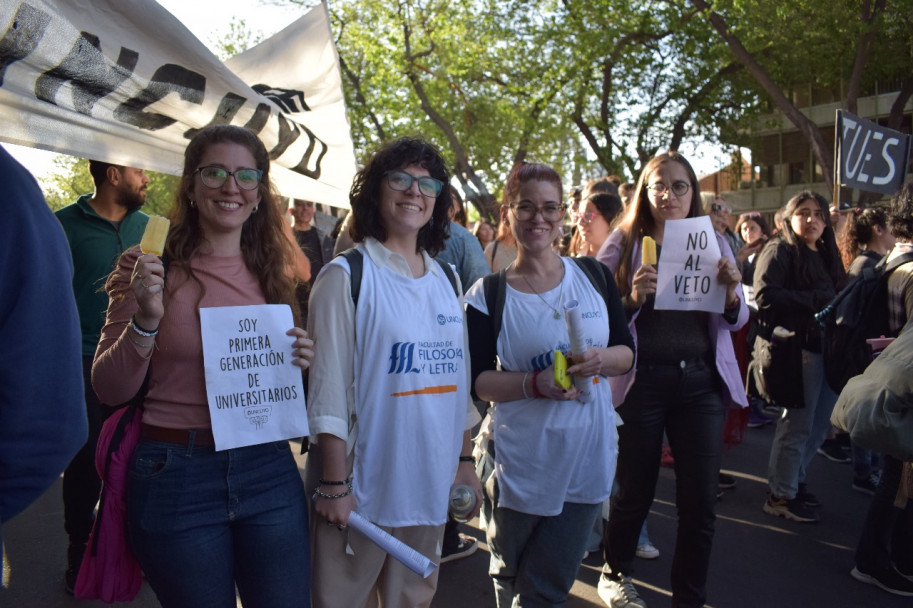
[61,356,110,546]
[603,355,725,608]
[855,455,913,573]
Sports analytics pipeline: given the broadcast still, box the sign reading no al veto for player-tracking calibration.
[200,304,308,451]
[654,216,726,314]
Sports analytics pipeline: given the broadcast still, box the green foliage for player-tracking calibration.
[41,154,179,216]
[208,19,265,60]
[268,0,913,203]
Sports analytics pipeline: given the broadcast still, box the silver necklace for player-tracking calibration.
[519,264,564,320]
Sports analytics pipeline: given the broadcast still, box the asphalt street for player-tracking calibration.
[2,427,909,608]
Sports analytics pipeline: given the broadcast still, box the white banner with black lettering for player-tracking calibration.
[836,109,911,196]
[0,0,356,207]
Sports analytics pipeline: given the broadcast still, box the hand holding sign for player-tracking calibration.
[200,304,309,450]
[654,217,727,313]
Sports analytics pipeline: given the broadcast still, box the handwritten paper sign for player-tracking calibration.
[654,216,726,313]
[200,304,308,451]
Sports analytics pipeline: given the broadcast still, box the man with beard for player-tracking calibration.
[54,159,149,593]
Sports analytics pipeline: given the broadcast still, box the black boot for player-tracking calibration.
[65,542,86,595]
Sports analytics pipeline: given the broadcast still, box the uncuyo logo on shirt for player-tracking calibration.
[436,313,462,326]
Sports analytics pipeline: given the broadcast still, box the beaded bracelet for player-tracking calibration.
[313,482,353,500]
[521,370,532,399]
[318,477,350,486]
[129,316,159,337]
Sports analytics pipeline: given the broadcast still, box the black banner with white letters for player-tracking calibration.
[836,110,910,196]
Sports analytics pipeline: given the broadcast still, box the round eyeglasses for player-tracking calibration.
[646,180,691,198]
[197,166,263,191]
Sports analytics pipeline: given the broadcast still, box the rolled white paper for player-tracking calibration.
[347,511,438,578]
[563,300,587,356]
[563,299,592,403]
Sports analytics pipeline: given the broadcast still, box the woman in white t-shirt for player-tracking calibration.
[465,161,634,607]
[305,137,482,608]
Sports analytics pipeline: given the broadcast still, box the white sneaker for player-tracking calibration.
[598,573,647,608]
[635,542,660,560]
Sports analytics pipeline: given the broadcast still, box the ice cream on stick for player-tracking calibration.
[641,236,657,265]
[140,215,170,256]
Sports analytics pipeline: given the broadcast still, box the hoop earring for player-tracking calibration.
[189,200,195,208]
[252,205,259,213]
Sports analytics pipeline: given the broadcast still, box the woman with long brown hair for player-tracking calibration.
[595,151,747,608]
[92,125,314,607]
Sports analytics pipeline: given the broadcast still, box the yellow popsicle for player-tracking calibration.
[140,215,170,256]
[553,350,573,390]
[641,236,657,265]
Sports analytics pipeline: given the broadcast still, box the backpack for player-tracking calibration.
[482,256,612,339]
[816,251,913,392]
[340,247,460,304]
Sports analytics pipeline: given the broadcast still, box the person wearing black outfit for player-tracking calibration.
[293,199,325,323]
[754,191,846,523]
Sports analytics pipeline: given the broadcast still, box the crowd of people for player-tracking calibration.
[2,124,912,608]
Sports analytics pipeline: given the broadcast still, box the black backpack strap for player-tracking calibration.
[434,258,460,298]
[883,251,913,274]
[572,256,611,303]
[339,248,364,307]
[482,269,508,340]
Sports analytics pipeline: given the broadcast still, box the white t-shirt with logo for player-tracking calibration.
[465,257,618,516]
[347,247,469,527]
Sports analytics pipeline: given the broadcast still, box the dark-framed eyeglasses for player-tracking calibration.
[646,180,691,197]
[197,166,263,191]
[509,202,567,221]
[384,170,443,198]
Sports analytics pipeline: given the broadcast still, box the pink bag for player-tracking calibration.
[73,404,143,602]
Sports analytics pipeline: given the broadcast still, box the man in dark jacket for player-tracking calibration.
[0,146,87,574]
[55,159,149,593]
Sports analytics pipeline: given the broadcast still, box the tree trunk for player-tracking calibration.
[690,0,834,187]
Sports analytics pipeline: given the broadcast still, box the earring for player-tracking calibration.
[189,200,195,208]
[252,205,259,213]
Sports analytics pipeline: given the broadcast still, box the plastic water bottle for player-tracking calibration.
[449,484,477,522]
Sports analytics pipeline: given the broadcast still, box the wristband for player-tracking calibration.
[130,316,159,337]
[319,477,350,486]
[521,370,532,399]
[459,456,474,463]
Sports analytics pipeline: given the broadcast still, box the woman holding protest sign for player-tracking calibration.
[594,151,747,608]
[464,161,634,607]
[305,137,481,608]
[92,125,314,607]
[753,191,846,524]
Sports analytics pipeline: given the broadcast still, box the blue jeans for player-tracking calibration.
[127,439,310,608]
[767,351,838,498]
[603,354,725,608]
[488,501,601,607]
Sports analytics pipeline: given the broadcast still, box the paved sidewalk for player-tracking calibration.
[2,429,908,607]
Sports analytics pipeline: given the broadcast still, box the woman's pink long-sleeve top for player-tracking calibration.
[92,247,266,429]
